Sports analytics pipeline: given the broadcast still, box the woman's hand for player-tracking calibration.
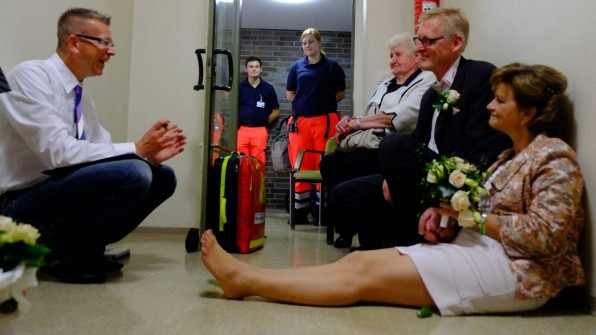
[438,199,458,219]
[335,116,353,136]
[382,179,392,204]
[418,207,458,244]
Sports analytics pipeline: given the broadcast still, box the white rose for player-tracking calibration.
[451,190,470,211]
[442,102,449,110]
[17,224,41,245]
[0,215,15,231]
[447,90,460,104]
[426,171,437,184]
[456,162,471,172]
[448,170,467,188]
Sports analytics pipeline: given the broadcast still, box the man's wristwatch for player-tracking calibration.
[355,116,362,130]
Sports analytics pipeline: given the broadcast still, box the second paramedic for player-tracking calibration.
[286,28,346,225]
[237,56,280,164]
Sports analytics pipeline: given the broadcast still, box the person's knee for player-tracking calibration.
[379,133,408,161]
[340,251,369,273]
[123,160,153,191]
[319,153,335,180]
[154,164,177,198]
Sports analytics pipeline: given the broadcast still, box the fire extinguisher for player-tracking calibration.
[415,0,440,31]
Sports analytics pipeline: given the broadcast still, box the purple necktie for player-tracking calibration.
[0,67,10,93]
[74,85,85,140]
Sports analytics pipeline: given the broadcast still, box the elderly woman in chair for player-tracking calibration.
[320,31,434,247]
[200,63,584,316]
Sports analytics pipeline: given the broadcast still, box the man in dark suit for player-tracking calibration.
[329,8,511,249]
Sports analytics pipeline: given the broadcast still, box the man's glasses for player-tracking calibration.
[75,34,115,48]
[413,35,453,47]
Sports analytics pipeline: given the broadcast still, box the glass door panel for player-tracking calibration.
[198,0,241,233]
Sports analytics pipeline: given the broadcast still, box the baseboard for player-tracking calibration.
[133,226,190,235]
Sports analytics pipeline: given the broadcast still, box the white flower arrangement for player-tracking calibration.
[422,156,489,233]
[0,216,49,322]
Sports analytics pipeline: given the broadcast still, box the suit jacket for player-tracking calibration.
[488,134,585,298]
[412,57,511,167]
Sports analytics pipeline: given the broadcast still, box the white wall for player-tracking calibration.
[128,0,209,228]
[0,0,134,141]
[353,0,415,115]
[356,0,596,304]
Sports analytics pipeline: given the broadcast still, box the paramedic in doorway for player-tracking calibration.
[286,27,346,225]
[237,56,280,164]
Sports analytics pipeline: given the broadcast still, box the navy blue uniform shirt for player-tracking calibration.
[238,77,280,127]
[286,55,346,117]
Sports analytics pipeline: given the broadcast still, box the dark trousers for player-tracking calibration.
[319,148,381,192]
[0,159,177,263]
[328,133,438,248]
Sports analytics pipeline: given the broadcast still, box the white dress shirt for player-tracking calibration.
[0,53,135,195]
[428,56,460,154]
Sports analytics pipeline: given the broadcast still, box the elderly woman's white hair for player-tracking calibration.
[386,31,417,54]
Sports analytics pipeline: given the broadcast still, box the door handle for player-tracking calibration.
[193,48,206,91]
[212,48,233,92]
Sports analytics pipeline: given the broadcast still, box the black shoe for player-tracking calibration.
[288,208,311,225]
[311,213,320,226]
[334,235,352,248]
[98,258,124,272]
[41,263,107,284]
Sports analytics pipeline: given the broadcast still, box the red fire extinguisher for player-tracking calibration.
[415,0,440,31]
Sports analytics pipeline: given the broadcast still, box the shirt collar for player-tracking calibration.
[433,56,461,92]
[301,54,327,67]
[49,53,82,94]
[403,68,422,87]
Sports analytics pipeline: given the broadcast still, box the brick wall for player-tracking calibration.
[240,28,353,210]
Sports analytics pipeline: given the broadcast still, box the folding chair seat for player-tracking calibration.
[289,138,336,244]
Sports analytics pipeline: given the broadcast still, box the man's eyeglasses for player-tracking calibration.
[75,34,115,48]
[413,35,453,47]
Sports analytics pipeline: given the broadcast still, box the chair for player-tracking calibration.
[289,138,336,244]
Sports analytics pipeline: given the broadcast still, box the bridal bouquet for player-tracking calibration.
[422,156,489,233]
[0,216,49,324]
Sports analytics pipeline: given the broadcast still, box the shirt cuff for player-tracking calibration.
[113,142,137,156]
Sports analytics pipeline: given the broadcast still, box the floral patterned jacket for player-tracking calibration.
[486,134,585,299]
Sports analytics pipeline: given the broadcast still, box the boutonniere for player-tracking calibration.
[432,89,460,113]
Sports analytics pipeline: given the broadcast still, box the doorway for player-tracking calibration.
[239,0,355,210]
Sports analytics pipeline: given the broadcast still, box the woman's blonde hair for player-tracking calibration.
[301,28,325,56]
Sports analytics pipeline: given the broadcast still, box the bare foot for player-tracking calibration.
[200,230,249,299]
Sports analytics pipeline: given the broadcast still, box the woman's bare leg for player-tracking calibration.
[200,230,435,307]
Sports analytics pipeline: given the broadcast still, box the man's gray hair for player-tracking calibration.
[57,8,111,51]
[419,7,469,52]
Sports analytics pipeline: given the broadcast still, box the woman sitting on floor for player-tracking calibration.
[200,63,585,316]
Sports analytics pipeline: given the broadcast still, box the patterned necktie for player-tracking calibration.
[74,85,85,140]
[431,80,449,92]
[0,67,10,93]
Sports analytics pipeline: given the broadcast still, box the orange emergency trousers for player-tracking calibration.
[287,112,340,210]
[237,126,268,165]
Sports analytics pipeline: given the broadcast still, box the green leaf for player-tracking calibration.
[417,306,433,318]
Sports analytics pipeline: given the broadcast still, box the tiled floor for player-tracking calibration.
[14,210,595,335]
